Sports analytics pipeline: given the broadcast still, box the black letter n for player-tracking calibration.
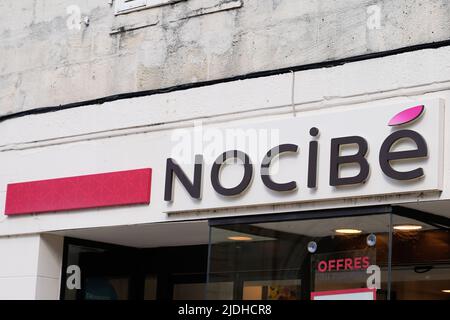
[164,155,203,201]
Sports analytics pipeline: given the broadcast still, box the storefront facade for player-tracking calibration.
[1,77,449,300]
[0,0,449,300]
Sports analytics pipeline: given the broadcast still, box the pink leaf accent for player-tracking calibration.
[388,105,425,126]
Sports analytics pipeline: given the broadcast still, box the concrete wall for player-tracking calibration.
[0,0,449,116]
[0,234,63,299]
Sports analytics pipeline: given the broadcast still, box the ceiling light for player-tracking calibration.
[228,236,253,241]
[334,228,362,235]
[393,224,423,231]
[441,290,450,294]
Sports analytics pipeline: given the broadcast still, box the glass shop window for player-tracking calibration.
[390,214,449,300]
[207,214,390,300]
[62,241,135,300]
[207,210,450,300]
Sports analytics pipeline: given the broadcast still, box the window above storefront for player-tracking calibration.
[114,0,183,15]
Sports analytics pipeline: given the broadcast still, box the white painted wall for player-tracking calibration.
[0,234,63,300]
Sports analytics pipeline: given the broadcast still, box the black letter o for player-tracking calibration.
[211,150,253,196]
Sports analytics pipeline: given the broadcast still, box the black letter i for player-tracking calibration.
[308,127,319,189]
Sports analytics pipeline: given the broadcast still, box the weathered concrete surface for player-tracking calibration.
[0,0,449,116]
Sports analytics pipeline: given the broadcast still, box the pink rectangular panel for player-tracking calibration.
[5,168,152,215]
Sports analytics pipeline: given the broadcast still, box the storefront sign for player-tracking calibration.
[164,99,444,212]
[2,99,445,216]
[316,256,371,273]
[312,249,376,287]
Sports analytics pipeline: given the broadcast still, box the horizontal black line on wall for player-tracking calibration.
[1,39,450,123]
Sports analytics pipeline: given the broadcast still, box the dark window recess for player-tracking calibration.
[61,238,208,300]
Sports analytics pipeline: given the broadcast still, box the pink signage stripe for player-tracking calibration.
[5,168,152,215]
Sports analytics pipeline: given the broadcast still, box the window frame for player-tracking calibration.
[114,0,182,15]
